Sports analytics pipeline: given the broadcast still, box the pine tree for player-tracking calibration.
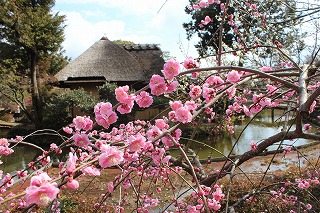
[0,0,66,129]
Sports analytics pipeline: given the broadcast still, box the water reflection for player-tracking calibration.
[0,128,10,138]
[176,109,316,159]
[0,145,42,174]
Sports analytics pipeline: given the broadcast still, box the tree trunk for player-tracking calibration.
[30,52,43,129]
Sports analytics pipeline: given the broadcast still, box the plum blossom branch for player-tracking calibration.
[299,65,310,113]
[8,140,45,152]
[166,133,210,213]
[179,66,300,90]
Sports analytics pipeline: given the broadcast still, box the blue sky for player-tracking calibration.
[54,0,199,62]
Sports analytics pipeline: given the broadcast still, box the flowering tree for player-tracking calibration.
[0,0,320,212]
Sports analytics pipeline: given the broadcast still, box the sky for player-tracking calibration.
[53,0,200,62]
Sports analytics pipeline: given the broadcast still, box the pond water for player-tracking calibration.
[0,127,10,138]
[179,109,317,159]
[0,145,42,174]
[0,109,317,173]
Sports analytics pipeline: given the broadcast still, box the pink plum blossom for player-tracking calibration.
[81,166,101,176]
[117,98,134,114]
[163,59,180,81]
[16,170,28,179]
[202,16,212,25]
[175,106,192,123]
[151,83,167,96]
[30,172,52,187]
[185,100,198,112]
[206,75,224,86]
[226,88,236,99]
[227,70,241,83]
[166,81,179,93]
[199,1,207,8]
[25,183,59,206]
[115,85,129,103]
[187,205,200,213]
[94,102,118,129]
[192,72,199,78]
[189,85,202,99]
[250,104,262,113]
[0,138,13,156]
[259,97,272,107]
[72,116,93,131]
[108,181,114,193]
[149,75,166,96]
[73,133,91,148]
[251,141,257,151]
[220,3,225,10]
[25,173,59,206]
[202,86,216,103]
[170,100,183,111]
[146,126,162,141]
[266,84,277,95]
[227,125,234,134]
[253,93,263,103]
[162,128,182,147]
[183,57,199,69]
[260,66,272,72]
[136,91,153,108]
[152,147,165,166]
[66,179,79,190]
[244,89,251,96]
[66,152,78,174]
[155,119,168,130]
[63,126,73,134]
[124,151,139,162]
[283,146,291,155]
[168,111,177,122]
[304,123,311,131]
[309,101,316,113]
[306,204,312,210]
[128,133,146,152]
[98,146,124,168]
[228,16,234,25]
[243,105,251,116]
[208,0,220,4]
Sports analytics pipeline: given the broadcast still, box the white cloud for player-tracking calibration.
[61,11,126,59]
[55,0,199,61]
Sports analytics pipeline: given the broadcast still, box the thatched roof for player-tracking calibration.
[55,37,150,84]
[122,44,164,81]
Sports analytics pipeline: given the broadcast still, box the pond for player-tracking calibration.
[179,109,317,159]
[0,109,317,173]
[0,145,43,175]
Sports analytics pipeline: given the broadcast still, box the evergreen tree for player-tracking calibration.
[0,0,66,129]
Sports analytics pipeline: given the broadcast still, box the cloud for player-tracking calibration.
[61,11,126,59]
[55,0,199,61]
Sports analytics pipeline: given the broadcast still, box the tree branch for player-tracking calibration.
[179,66,300,90]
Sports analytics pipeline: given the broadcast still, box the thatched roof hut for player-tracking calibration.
[55,37,164,93]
